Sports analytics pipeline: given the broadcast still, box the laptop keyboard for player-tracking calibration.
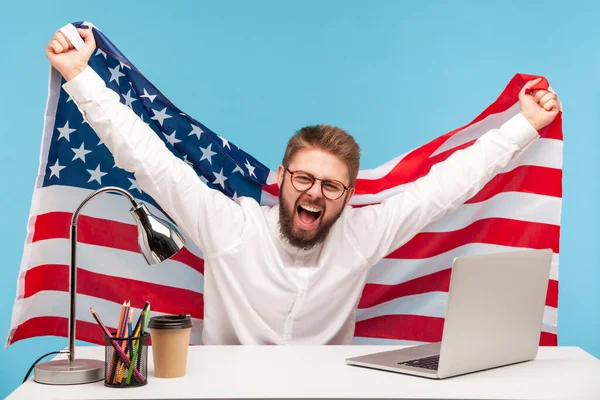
[398,355,439,370]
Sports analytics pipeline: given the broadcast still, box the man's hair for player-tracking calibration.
[282,124,360,186]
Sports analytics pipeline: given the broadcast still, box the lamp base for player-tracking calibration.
[33,358,105,385]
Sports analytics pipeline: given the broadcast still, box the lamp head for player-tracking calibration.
[130,203,186,264]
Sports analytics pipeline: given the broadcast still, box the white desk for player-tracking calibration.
[7,345,600,399]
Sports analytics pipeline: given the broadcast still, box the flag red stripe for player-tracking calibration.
[354,136,452,195]
[547,278,558,308]
[540,331,558,346]
[22,264,204,319]
[10,316,125,346]
[359,269,450,308]
[465,166,562,204]
[358,268,558,309]
[9,314,556,349]
[354,314,556,345]
[354,314,445,342]
[351,76,563,195]
[31,212,204,274]
[389,218,560,259]
[351,165,561,209]
[355,136,560,195]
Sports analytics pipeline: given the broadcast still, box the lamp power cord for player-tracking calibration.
[22,351,62,383]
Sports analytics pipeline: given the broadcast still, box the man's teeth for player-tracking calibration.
[299,204,321,213]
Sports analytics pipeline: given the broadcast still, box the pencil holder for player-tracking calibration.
[103,331,150,387]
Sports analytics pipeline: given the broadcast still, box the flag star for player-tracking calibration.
[57,121,76,142]
[71,142,92,162]
[199,175,209,184]
[108,65,125,85]
[212,168,228,189]
[119,61,131,69]
[232,191,239,201]
[97,138,104,146]
[199,143,217,164]
[232,165,244,175]
[139,88,157,103]
[150,107,172,126]
[218,135,231,150]
[188,124,203,140]
[244,159,256,178]
[122,89,137,108]
[95,48,107,59]
[128,177,142,194]
[48,159,66,179]
[66,95,73,102]
[87,164,107,184]
[163,130,181,146]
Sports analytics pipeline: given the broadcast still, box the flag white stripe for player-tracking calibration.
[431,102,520,157]
[367,244,559,285]
[352,337,426,346]
[352,321,556,347]
[357,152,410,179]
[349,102,521,180]
[8,291,204,345]
[32,186,560,236]
[21,239,204,293]
[35,66,63,189]
[348,139,562,206]
[356,292,448,320]
[421,192,561,232]
[356,291,557,327]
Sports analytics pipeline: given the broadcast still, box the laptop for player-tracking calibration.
[345,248,553,379]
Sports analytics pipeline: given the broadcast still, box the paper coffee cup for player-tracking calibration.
[148,314,192,378]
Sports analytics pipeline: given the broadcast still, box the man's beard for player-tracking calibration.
[277,180,344,250]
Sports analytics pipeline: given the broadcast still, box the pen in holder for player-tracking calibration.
[103,331,150,387]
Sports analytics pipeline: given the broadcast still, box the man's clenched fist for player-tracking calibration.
[46,27,96,81]
[519,77,560,131]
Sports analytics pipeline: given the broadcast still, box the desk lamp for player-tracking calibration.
[33,186,186,384]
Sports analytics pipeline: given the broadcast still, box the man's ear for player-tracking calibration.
[277,165,285,188]
[344,187,355,206]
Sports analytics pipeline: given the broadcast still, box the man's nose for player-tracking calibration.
[306,180,323,198]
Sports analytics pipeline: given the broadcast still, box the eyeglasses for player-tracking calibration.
[284,166,351,200]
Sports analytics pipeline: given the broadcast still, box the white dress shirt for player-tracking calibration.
[63,66,539,345]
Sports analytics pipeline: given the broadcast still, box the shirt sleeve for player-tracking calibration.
[344,112,540,266]
[62,66,246,256]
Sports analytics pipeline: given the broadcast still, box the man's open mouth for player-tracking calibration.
[296,204,322,227]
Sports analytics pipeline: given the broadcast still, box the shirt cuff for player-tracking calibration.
[62,65,106,103]
[500,112,539,149]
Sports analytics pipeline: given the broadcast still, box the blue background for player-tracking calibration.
[0,0,598,396]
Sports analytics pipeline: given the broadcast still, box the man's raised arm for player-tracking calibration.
[47,26,245,256]
[344,79,560,265]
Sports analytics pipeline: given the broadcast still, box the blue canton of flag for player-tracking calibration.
[44,21,271,212]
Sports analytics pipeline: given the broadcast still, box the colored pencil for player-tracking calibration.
[118,309,134,383]
[111,300,131,383]
[125,308,144,384]
[107,301,127,383]
[89,307,145,384]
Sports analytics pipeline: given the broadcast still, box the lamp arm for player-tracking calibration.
[68,186,140,365]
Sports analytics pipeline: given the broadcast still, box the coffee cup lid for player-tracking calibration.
[148,314,193,330]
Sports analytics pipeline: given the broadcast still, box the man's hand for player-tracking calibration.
[518,77,560,131]
[46,27,96,81]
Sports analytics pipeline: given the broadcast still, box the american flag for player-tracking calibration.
[5,21,562,348]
